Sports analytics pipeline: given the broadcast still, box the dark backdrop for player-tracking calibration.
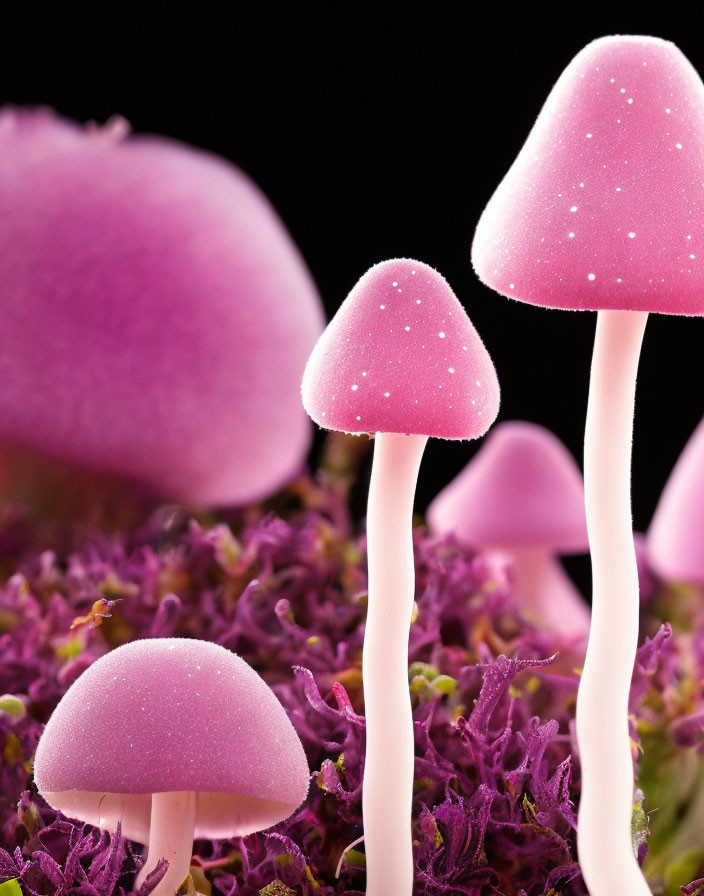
[2,4,704,536]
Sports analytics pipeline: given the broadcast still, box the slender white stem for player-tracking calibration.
[363,431,427,896]
[509,548,590,641]
[577,309,651,895]
[134,791,197,896]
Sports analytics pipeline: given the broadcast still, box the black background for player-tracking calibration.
[2,4,704,536]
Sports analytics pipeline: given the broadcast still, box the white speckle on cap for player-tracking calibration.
[570,206,578,212]
[438,331,446,338]
[448,367,455,374]
[628,232,636,239]
[351,384,358,391]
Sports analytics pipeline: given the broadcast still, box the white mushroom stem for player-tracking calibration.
[363,431,428,896]
[506,548,590,641]
[577,309,651,894]
[134,791,197,896]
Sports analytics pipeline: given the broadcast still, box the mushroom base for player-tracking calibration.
[41,789,298,843]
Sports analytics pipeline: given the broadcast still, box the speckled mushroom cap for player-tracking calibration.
[33,639,310,843]
[648,416,704,582]
[472,36,704,314]
[301,259,500,439]
[0,108,324,505]
[427,421,588,552]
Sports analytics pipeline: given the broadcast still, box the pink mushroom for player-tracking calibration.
[648,416,704,584]
[0,108,324,506]
[427,421,590,641]
[301,258,499,895]
[33,638,309,896]
[472,35,704,894]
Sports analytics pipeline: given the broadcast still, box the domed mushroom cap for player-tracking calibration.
[301,259,499,439]
[427,421,588,552]
[34,638,310,842]
[472,36,704,314]
[0,108,324,505]
[648,416,704,582]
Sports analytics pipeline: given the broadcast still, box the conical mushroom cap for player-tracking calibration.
[648,416,704,583]
[34,639,310,843]
[472,36,704,314]
[427,421,588,552]
[302,259,499,439]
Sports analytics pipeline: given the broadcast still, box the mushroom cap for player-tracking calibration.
[427,421,588,552]
[301,259,499,439]
[33,638,310,842]
[0,108,324,505]
[647,416,704,583]
[472,36,704,314]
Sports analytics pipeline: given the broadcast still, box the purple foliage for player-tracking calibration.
[0,475,700,894]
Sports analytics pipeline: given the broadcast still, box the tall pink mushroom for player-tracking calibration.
[34,639,309,896]
[301,259,499,895]
[472,36,704,893]
[0,108,324,506]
[427,421,590,640]
[648,416,704,584]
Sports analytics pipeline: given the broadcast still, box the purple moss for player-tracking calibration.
[0,466,701,894]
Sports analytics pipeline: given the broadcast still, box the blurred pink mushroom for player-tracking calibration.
[427,421,590,641]
[472,35,704,894]
[648,416,704,584]
[34,638,309,896]
[0,108,324,506]
[302,258,499,896]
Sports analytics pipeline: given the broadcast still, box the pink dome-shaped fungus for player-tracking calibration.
[472,36,704,314]
[427,421,588,552]
[34,638,310,842]
[648,416,704,583]
[0,108,324,505]
[302,259,499,439]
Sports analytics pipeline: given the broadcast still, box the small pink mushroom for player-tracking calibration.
[302,258,499,896]
[0,108,324,506]
[472,35,704,894]
[34,639,309,896]
[427,421,590,641]
[648,416,704,584]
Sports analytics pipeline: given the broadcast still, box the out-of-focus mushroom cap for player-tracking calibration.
[648,416,704,583]
[427,421,588,552]
[301,259,499,439]
[0,108,324,506]
[472,36,704,314]
[34,639,310,843]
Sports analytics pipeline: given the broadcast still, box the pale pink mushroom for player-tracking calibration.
[0,108,324,506]
[648,416,704,584]
[427,421,590,640]
[34,639,309,896]
[472,35,704,894]
[302,258,499,896]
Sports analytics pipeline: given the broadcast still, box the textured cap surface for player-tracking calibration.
[427,421,588,552]
[301,259,499,439]
[648,416,704,582]
[34,638,309,841]
[472,36,704,313]
[0,108,324,505]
